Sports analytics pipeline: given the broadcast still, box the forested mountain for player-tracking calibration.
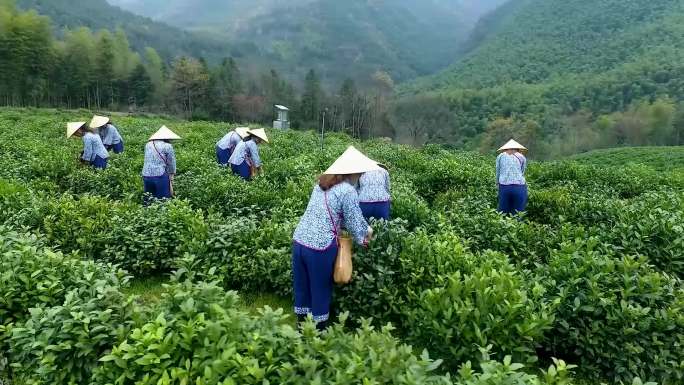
[14,0,231,62]
[397,0,684,156]
[107,0,508,85]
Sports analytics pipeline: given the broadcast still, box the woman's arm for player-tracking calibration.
[341,188,371,246]
[249,141,262,168]
[82,135,93,161]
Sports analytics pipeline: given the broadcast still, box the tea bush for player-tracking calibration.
[7,279,138,385]
[405,254,554,369]
[540,239,684,384]
[1,108,683,384]
[0,226,128,327]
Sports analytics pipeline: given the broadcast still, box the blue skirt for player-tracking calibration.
[105,142,124,154]
[498,184,528,215]
[216,146,232,166]
[360,201,391,221]
[112,141,124,154]
[231,161,251,180]
[143,173,172,205]
[91,155,108,170]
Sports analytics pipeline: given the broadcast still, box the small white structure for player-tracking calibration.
[273,105,290,130]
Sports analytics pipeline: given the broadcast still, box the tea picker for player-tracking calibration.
[496,139,528,215]
[228,128,269,181]
[357,163,391,221]
[142,126,180,205]
[291,146,379,330]
[90,115,124,154]
[67,121,109,170]
[216,126,250,166]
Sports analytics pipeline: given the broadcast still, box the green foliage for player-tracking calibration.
[402,0,684,156]
[0,226,128,327]
[405,254,554,368]
[7,280,138,385]
[569,146,684,172]
[541,241,684,384]
[92,271,453,385]
[1,109,684,384]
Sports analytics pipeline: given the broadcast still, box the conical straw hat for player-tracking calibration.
[248,128,269,143]
[324,146,382,175]
[498,139,527,153]
[89,115,110,128]
[235,127,251,138]
[149,126,181,141]
[66,122,86,138]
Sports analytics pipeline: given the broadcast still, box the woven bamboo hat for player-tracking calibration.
[498,139,528,153]
[149,126,181,141]
[324,146,382,175]
[248,128,269,143]
[66,122,86,138]
[89,115,110,129]
[235,127,251,139]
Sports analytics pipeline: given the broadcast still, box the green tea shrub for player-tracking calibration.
[337,220,476,328]
[0,226,128,327]
[200,214,295,295]
[7,278,138,385]
[92,275,454,385]
[541,239,684,384]
[405,253,554,369]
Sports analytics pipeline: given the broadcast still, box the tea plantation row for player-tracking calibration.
[0,227,579,385]
[0,108,682,384]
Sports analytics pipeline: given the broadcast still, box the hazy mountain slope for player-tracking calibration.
[107,0,508,84]
[15,0,231,62]
[395,0,684,154]
[409,0,684,91]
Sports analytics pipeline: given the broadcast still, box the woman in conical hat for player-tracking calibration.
[216,127,250,167]
[90,115,125,154]
[495,139,528,215]
[228,127,268,180]
[141,126,181,205]
[291,146,377,330]
[67,121,109,170]
[357,161,391,221]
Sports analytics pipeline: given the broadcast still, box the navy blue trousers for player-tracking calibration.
[143,173,172,205]
[216,146,232,166]
[360,201,391,221]
[231,161,251,180]
[498,184,528,215]
[90,155,108,169]
[292,241,338,324]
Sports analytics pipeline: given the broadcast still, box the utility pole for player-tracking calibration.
[320,108,328,151]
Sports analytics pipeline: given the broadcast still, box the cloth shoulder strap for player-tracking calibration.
[152,141,168,166]
[324,190,339,239]
[513,153,525,172]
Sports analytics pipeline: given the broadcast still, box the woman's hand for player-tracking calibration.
[364,226,374,245]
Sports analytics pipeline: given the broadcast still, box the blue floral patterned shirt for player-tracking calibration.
[229,139,262,167]
[142,141,176,177]
[216,131,241,150]
[99,124,123,146]
[81,132,109,162]
[496,153,527,185]
[358,169,391,203]
[293,182,370,250]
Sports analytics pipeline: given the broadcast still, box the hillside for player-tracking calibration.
[14,0,231,62]
[106,0,508,84]
[397,0,684,155]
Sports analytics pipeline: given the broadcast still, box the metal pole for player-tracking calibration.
[320,109,326,151]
